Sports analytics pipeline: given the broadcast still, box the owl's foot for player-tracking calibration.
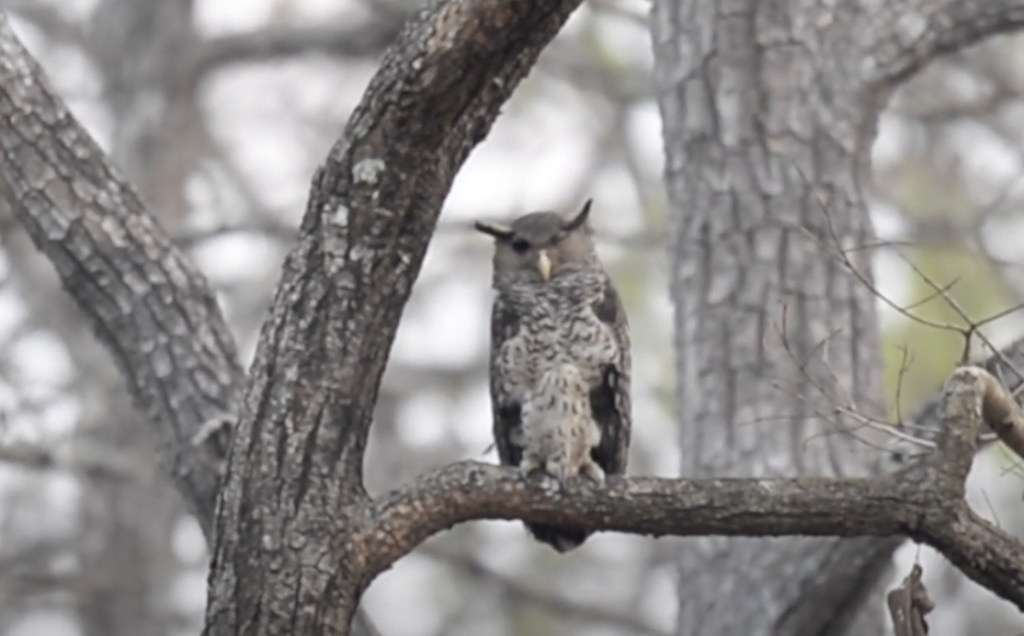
[544,457,574,485]
[579,460,605,486]
[525,469,563,493]
[520,456,552,481]
[520,456,561,491]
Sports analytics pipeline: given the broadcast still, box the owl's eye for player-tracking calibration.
[510,237,530,253]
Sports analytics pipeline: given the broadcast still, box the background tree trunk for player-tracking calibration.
[9,1,1024,635]
[652,2,897,634]
[2,2,207,634]
[71,1,200,634]
[652,1,1024,634]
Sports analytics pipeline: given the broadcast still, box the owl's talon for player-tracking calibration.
[581,462,606,486]
[526,468,549,482]
[530,472,561,492]
[519,457,541,476]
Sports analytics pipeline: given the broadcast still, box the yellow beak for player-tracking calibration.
[537,250,552,282]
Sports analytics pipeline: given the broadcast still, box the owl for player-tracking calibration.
[475,200,632,553]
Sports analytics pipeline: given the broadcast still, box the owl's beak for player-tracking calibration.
[537,250,553,282]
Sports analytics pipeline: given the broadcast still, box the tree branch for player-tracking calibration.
[357,368,1024,613]
[373,464,919,561]
[868,0,1024,87]
[203,0,585,632]
[195,17,406,78]
[0,11,243,540]
[363,465,1024,609]
[891,334,1024,465]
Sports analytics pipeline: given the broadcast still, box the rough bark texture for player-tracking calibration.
[200,1,585,634]
[217,365,1024,618]
[0,11,242,537]
[650,1,1024,635]
[8,1,1024,635]
[0,7,385,635]
[70,2,198,634]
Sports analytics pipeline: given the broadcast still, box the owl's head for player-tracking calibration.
[474,200,598,287]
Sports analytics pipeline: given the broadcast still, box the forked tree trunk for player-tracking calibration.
[7,1,1024,635]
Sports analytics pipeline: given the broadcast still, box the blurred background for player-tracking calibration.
[0,0,1023,634]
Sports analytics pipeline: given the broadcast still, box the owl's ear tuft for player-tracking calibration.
[563,199,593,232]
[474,220,514,241]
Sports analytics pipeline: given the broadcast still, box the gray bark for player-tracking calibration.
[651,1,1024,635]
[8,1,1024,635]
[67,2,199,634]
[0,11,242,536]
[200,2,586,631]
[0,224,185,636]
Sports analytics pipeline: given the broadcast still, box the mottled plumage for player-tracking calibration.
[475,201,632,553]
[520,364,605,485]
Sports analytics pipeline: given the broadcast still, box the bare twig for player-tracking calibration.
[195,18,406,78]
[0,440,144,481]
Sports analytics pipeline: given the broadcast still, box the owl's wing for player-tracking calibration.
[488,294,524,467]
[590,279,632,475]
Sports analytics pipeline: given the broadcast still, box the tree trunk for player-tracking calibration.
[10,2,1024,635]
[652,2,894,634]
[67,2,201,635]
[652,1,1024,634]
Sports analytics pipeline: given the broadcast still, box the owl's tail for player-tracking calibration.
[526,522,592,553]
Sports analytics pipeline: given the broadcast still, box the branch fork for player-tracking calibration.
[8,0,1024,633]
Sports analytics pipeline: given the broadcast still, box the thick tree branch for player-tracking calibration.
[204,1,585,633]
[372,464,920,563]
[356,367,1024,613]
[868,0,1024,87]
[0,11,242,540]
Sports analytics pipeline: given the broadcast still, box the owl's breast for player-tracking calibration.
[558,310,617,383]
[514,301,616,387]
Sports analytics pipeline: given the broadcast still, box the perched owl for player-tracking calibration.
[475,200,632,553]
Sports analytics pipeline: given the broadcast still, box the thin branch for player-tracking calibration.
[195,18,406,78]
[868,1,1024,87]
[0,439,144,481]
